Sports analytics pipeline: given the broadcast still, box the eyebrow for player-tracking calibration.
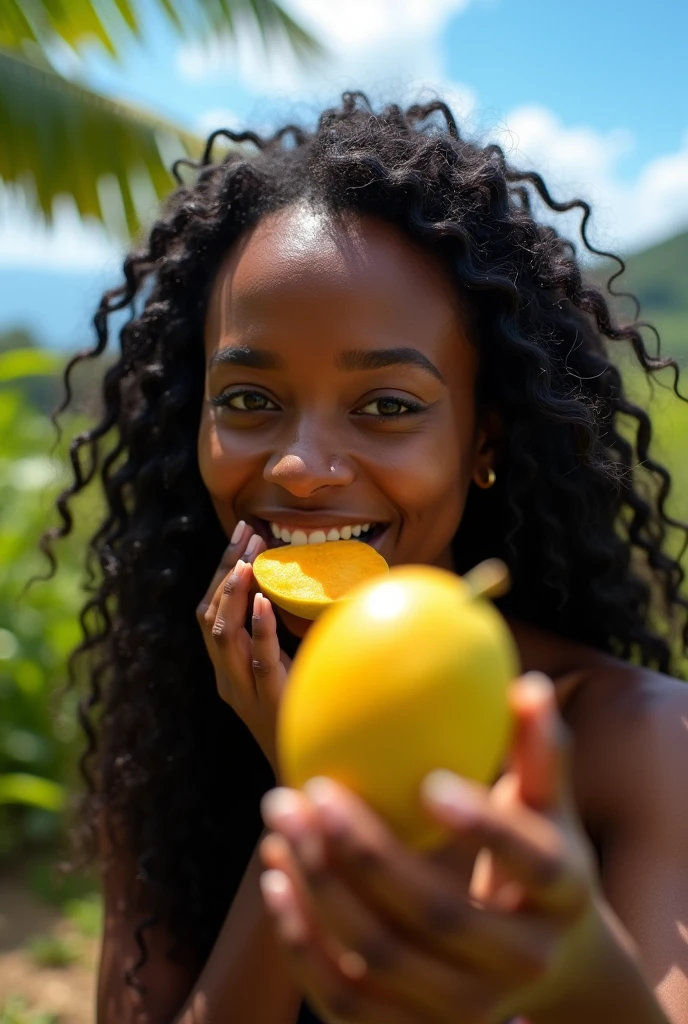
[337,347,445,384]
[208,346,286,371]
[208,344,445,384]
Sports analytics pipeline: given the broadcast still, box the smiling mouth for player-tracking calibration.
[250,518,389,552]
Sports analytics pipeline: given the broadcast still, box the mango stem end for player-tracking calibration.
[463,559,511,600]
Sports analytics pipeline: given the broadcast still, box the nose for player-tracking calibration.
[264,437,355,499]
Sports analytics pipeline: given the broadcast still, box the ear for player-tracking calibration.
[472,408,501,490]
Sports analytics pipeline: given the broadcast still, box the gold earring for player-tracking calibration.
[475,467,496,489]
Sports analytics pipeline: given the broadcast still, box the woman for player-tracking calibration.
[52,94,688,1023]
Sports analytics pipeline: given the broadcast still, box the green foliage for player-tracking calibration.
[26,933,81,969]
[0,995,59,1024]
[0,352,98,858]
[63,893,103,939]
[0,0,323,236]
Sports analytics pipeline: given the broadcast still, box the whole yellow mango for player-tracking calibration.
[277,563,519,851]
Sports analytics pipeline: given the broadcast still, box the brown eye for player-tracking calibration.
[357,396,423,417]
[212,390,278,411]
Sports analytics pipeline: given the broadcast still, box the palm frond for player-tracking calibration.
[0,0,323,59]
[0,48,202,235]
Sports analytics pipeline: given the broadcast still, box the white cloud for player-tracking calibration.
[195,107,242,138]
[0,184,122,271]
[176,0,475,113]
[490,107,688,254]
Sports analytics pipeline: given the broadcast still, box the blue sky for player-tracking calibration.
[1,0,687,347]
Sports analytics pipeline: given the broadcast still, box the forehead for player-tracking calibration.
[205,205,471,355]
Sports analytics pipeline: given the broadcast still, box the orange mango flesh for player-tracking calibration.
[252,540,389,619]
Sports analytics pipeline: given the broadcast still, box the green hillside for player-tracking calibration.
[620,230,688,312]
[592,229,688,361]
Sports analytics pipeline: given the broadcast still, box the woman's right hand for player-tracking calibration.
[196,522,292,779]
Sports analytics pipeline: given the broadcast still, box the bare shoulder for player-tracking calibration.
[561,658,688,845]
[97,809,200,1024]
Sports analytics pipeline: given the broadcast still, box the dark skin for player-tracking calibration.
[98,205,688,1023]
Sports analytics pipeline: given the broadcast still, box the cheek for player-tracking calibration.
[197,413,254,513]
[377,422,471,524]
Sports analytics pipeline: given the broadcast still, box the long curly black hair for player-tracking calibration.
[47,92,688,974]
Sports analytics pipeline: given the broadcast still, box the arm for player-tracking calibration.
[98,822,303,1024]
[599,686,688,1023]
[582,675,688,1023]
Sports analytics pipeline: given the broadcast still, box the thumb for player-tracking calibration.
[508,672,567,813]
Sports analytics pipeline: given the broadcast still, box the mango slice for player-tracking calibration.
[278,562,519,851]
[252,539,389,620]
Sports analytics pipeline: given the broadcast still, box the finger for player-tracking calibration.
[196,520,252,619]
[420,771,588,918]
[508,672,571,812]
[210,559,254,648]
[277,780,555,986]
[252,594,289,704]
[259,865,443,1024]
[264,831,499,1021]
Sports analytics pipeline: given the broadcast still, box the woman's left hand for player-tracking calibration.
[257,672,612,1024]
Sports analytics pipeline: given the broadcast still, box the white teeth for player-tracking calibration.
[269,522,378,544]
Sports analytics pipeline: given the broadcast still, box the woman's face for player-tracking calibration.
[199,205,493,634]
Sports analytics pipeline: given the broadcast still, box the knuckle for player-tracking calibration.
[533,850,566,888]
[325,983,362,1021]
[344,840,385,876]
[222,574,239,598]
[211,618,227,645]
[251,619,270,642]
[252,657,275,679]
[422,892,467,934]
[520,942,556,983]
[357,926,400,973]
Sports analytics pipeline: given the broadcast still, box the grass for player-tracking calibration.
[0,995,59,1024]
[25,934,81,970]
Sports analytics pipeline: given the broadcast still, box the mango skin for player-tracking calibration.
[278,565,520,852]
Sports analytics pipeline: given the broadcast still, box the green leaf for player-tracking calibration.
[0,348,63,383]
[0,772,65,811]
[0,48,201,235]
[0,0,119,56]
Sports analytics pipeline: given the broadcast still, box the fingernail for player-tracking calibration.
[260,869,292,911]
[245,533,262,559]
[420,770,480,824]
[303,777,349,834]
[520,671,553,706]
[231,519,246,544]
[253,592,263,618]
[233,558,246,576]
[261,787,302,829]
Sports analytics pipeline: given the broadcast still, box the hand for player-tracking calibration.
[196,521,291,777]
[257,673,609,1024]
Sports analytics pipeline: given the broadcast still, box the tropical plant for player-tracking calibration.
[0,348,94,856]
[0,0,322,235]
